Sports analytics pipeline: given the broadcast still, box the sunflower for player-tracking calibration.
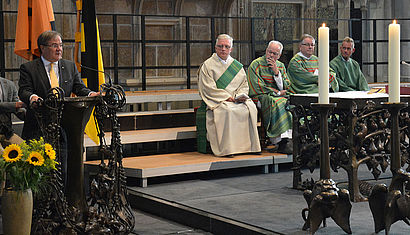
[2,144,23,163]
[27,152,45,166]
[46,149,56,160]
[44,143,53,154]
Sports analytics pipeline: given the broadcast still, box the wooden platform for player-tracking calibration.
[85,151,292,187]
[83,89,292,188]
[84,126,196,147]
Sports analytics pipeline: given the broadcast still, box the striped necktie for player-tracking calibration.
[49,63,59,88]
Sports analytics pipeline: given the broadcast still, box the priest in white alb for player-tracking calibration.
[197,34,261,157]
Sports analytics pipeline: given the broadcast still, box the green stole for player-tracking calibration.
[196,59,243,153]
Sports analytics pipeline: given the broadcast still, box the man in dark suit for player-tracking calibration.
[18,30,99,184]
[18,30,99,140]
[0,77,26,153]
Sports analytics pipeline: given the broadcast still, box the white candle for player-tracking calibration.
[318,23,329,104]
[388,20,400,103]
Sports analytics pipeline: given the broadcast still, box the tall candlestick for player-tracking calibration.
[388,20,400,103]
[318,23,329,104]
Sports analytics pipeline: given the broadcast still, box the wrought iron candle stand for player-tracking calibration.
[369,102,410,235]
[302,103,352,234]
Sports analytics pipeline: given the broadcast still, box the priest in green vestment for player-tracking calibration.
[330,37,369,92]
[288,34,339,94]
[247,40,292,154]
[198,34,261,157]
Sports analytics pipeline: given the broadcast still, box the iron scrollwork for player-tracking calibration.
[87,83,134,234]
[291,98,409,202]
[290,104,320,190]
[31,83,134,234]
[368,102,410,234]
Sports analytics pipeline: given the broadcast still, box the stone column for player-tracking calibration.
[337,0,350,41]
[304,0,318,37]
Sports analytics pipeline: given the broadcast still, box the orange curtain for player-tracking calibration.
[14,0,55,60]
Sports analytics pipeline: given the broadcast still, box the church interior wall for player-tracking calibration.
[365,0,389,82]
[1,0,409,88]
[394,0,410,80]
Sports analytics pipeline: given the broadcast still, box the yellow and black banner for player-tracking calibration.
[76,0,105,145]
[80,0,105,91]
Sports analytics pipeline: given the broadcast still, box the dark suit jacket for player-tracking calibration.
[0,77,25,137]
[18,58,91,140]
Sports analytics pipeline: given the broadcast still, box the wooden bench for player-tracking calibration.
[101,108,196,131]
[84,89,201,158]
[124,89,201,110]
[85,89,201,138]
[125,77,198,89]
[84,126,196,147]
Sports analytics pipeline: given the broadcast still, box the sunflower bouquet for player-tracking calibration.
[0,137,58,193]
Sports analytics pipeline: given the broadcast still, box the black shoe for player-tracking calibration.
[277,139,293,155]
[219,154,235,158]
[267,144,279,153]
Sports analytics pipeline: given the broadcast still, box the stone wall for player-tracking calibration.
[2,0,408,88]
[394,0,410,81]
[360,0,410,82]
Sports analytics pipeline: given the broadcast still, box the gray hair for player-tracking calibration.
[37,30,62,54]
[216,34,233,48]
[267,40,283,54]
[342,36,355,48]
[300,34,315,45]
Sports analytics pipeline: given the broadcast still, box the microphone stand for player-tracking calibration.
[80,64,113,88]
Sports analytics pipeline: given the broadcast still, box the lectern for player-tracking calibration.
[61,96,98,212]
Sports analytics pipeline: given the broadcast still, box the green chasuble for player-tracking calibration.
[330,54,369,92]
[287,53,339,94]
[247,55,292,137]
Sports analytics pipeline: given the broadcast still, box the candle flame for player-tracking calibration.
[322,23,326,27]
[393,19,397,24]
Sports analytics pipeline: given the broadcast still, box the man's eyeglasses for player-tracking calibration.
[46,43,63,49]
[301,43,315,47]
[216,44,231,49]
[266,50,280,56]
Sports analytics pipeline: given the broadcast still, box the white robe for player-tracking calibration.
[198,53,261,156]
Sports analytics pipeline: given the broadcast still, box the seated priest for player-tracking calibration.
[247,40,292,154]
[288,34,339,94]
[330,37,369,92]
[197,34,261,157]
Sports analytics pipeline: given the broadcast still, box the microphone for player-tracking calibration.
[79,64,112,88]
[81,65,126,109]
[402,61,410,67]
